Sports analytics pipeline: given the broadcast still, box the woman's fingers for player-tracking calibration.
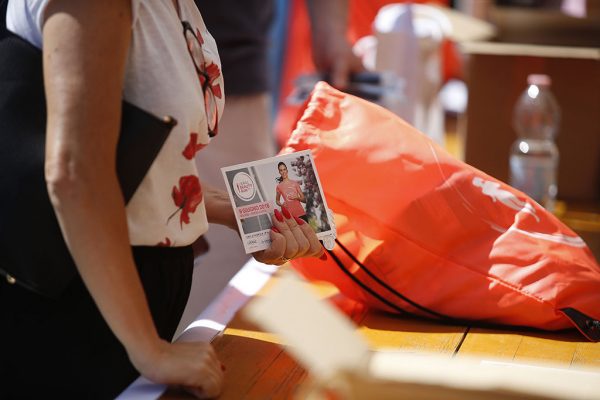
[254,207,328,265]
[276,206,326,259]
[138,341,224,399]
[279,207,310,257]
[193,345,224,397]
[272,208,299,258]
[295,217,326,258]
[255,227,286,264]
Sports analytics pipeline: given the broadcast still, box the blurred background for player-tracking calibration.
[265,0,600,258]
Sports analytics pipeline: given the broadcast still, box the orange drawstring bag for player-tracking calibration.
[282,82,600,341]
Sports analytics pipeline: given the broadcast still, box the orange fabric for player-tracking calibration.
[275,0,459,148]
[282,82,600,339]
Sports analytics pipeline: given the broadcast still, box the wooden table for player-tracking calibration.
[161,269,600,400]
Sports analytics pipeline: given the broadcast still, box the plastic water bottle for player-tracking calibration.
[509,74,560,211]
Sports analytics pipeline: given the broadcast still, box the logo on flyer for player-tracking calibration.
[232,172,256,201]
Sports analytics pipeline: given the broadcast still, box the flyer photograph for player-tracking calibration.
[221,150,335,254]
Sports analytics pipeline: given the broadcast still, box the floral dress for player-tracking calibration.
[7,0,225,248]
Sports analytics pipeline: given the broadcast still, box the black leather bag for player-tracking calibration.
[0,32,176,298]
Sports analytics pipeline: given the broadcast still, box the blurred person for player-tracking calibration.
[179,0,363,333]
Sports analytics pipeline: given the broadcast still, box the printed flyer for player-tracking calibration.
[222,150,335,254]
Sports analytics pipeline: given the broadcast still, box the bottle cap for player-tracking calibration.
[527,74,551,87]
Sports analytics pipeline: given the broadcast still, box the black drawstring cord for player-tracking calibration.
[334,238,455,321]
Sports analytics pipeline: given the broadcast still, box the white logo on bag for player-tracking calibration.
[472,177,540,222]
[510,227,586,247]
[233,172,256,201]
[472,177,585,247]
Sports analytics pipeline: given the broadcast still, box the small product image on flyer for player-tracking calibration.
[221,150,335,254]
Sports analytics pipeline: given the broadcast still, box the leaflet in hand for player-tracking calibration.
[221,150,335,254]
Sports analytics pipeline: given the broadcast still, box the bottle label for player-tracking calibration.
[509,155,557,208]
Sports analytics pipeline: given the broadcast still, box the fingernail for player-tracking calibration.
[271,226,280,233]
[281,206,291,219]
[319,253,328,261]
[294,216,304,225]
[274,209,284,222]
[221,363,226,372]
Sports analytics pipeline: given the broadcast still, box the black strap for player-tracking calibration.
[560,308,600,342]
[327,248,409,316]
[1,0,8,39]
[329,240,600,341]
[331,238,456,322]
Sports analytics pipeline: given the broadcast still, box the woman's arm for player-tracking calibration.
[275,189,283,207]
[43,1,222,396]
[305,0,363,88]
[204,184,237,230]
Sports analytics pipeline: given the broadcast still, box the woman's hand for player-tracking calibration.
[253,206,325,265]
[306,0,364,89]
[131,339,224,399]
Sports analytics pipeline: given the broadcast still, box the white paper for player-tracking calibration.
[367,352,600,399]
[243,270,371,379]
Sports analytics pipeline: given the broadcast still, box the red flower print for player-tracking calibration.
[199,62,222,99]
[168,175,203,228]
[157,237,172,247]
[182,133,207,160]
[206,63,222,98]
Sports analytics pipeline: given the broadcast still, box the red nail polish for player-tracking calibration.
[294,216,304,225]
[274,209,284,222]
[319,253,328,261]
[281,206,291,219]
[271,226,280,233]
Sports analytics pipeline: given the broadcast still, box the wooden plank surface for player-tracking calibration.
[212,318,303,399]
[457,327,600,369]
[358,313,467,355]
[206,316,468,399]
[162,269,599,399]
[162,271,469,399]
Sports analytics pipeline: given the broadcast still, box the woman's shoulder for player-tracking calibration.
[6,0,145,49]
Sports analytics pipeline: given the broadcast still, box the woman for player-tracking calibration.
[275,162,308,222]
[0,1,324,398]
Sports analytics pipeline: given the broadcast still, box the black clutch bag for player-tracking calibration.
[0,32,176,298]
